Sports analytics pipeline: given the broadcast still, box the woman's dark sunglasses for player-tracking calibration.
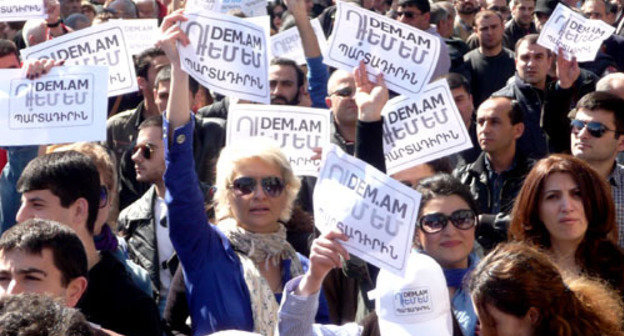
[133,143,155,160]
[419,209,477,234]
[99,186,109,209]
[229,176,285,198]
[570,119,619,138]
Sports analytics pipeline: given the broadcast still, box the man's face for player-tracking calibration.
[571,108,624,165]
[59,0,81,18]
[132,126,165,184]
[515,42,552,88]
[154,80,170,114]
[397,5,430,31]
[476,98,523,155]
[136,0,157,18]
[0,249,68,301]
[0,54,20,69]
[512,0,535,26]
[451,87,474,127]
[534,11,550,31]
[582,0,606,21]
[487,0,511,21]
[16,190,76,229]
[327,72,357,128]
[454,0,479,15]
[476,15,504,50]
[269,64,301,105]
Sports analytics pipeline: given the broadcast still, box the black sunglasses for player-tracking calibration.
[419,209,477,234]
[229,176,285,198]
[99,186,109,209]
[396,10,419,18]
[570,119,619,138]
[133,143,155,160]
[329,86,354,98]
[489,5,509,12]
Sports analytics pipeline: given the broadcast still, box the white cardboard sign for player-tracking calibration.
[118,19,159,56]
[270,18,328,64]
[179,11,270,104]
[314,145,421,276]
[325,1,440,96]
[185,0,267,17]
[537,3,614,62]
[0,66,109,146]
[20,22,138,97]
[382,79,472,175]
[226,104,331,176]
[0,0,45,21]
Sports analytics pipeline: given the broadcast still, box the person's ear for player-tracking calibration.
[616,133,624,153]
[65,276,88,308]
[137,76,148,91]
[325,96,333,109]
[71,197,90,231]
[527,307,540,325]
[513,122,525,139]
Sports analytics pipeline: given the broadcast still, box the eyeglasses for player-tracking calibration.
[570,119,619,138]
[489,5,509,12]
[273,10,284,18]
[329,86,355,98]
[99,186,109,209]
[396,10,421,18]
[229,176,285,198]
[133,143,155,160]
[419,209,477,234]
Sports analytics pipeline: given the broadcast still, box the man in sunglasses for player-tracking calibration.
[454,96,532,251]
[118,115,177,314]
[569,91,624,247]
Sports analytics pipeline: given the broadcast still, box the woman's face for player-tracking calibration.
[228,157,288,233]
[476,303,535,336]
[538,172,588,247]
[272,5,284,30]
[417,195,475,269]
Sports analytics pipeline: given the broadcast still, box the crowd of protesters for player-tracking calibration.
[1,0,624,334]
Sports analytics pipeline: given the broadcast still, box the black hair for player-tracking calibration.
[154,64,171,89]
[270,57,305,90]
[430,2,452,24]
[135,47,165,79]
[443,72,471,94]
[0,39,19,61]
[138,115,164,130]
[515,33,552,56]
[0,219,88,286]
[509,99,524,125]
[398,0,430,14]
[416,173,479,216]
[17,151,100,234]
[569,91,624,134]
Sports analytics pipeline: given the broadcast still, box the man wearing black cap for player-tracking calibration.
[533,0,558,31]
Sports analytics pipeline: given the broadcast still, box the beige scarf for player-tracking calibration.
[218,219,304,336]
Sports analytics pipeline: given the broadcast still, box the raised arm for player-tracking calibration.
[285,0,321,58]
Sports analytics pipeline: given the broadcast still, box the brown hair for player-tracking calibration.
[509,154,624,293]
[469,242,624,336]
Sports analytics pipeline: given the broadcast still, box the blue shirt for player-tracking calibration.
[451,253,479,336]
[163,117,329,336]
[0,146,38,233]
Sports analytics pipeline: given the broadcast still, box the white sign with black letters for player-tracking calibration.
[0,66,108,145]
[186,0,267,17]
[226,104,331,176]
[325,1,440,96]
[382,79,472,175]
[118,19,159,56]
[179,10,270,104]
[537,3,614,62]
[0,0,45,21]
[270,18,327,64]
[314,145,421,276]
[20,21,138,96]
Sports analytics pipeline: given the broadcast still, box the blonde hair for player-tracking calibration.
[213,140,301,224]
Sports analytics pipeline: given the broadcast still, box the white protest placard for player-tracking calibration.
[20,21,138,97]
[186,0,267,17]
[270,18,327,64]
[0,0,45,21]
[537,3,614,62]
[382,79,472,175]
[0,66,108,146]
[314,145,421,276]
[179,10,270,104]
[325,1,440,96]
[117,19,159,56]
[226,104,331,176]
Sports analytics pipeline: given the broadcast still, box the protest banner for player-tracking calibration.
[0,0,44,21]
[537,3,614,62]
[324,1,440,96]
[0,66,108,146]
[117,19,158,56]
[381,79,473,175]
[20,21,138,97]
[314,145,421,276]
[270,18,327,65]
[179,10,270,104]
[186,0,267,17]
[226,104,331,176]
